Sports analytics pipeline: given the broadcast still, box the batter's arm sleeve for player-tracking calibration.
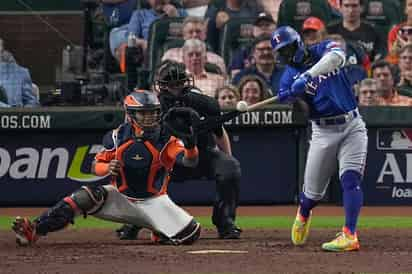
[306,41,346,78]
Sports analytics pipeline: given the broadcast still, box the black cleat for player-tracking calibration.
[115,224,141,240]
[218,226,242,239]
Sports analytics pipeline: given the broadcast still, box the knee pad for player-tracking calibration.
[69,185,108,216]
[341,170,361,191]
[172,219,201,245]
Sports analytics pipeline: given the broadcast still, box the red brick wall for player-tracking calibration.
[0,13,84,85]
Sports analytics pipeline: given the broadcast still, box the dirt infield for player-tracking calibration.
[1,206,412,274]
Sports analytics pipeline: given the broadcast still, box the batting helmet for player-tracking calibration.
[124,89,161,136]
[154,61,193,96]
[271,26,305,65]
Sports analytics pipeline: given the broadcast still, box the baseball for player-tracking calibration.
[236,100,248,112]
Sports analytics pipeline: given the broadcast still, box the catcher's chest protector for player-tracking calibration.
[113,137,181,198]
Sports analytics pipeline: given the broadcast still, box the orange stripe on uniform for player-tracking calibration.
[113,139,135,192]
[144,141,161,194]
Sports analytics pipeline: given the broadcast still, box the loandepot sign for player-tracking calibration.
[0,145,107,182]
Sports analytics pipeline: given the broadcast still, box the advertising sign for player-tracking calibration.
[0,129,299,206]
[363,128,412,205]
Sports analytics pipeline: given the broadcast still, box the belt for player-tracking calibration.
[313,109,359,126]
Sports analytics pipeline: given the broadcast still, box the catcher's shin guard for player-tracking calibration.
[68,185,108,216]
[34,199,76,236]
[34,185,107,236]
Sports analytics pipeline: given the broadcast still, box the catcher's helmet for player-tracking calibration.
[271,26,305,65]
[154,61,193,96]
[124,89,161,135]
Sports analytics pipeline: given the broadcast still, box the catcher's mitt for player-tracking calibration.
[162,107,200,148]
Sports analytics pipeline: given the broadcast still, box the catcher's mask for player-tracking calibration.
[124,90,161,139]
[154,61,193,97]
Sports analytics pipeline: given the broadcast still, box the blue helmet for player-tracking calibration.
[271,26,305,65]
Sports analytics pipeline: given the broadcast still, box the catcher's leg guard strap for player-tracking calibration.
[69,185,108,216]
[171,219,201,245]
[35,200,75,236]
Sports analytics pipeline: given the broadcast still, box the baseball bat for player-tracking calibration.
[194,95,279,134]
[242,95,279,112]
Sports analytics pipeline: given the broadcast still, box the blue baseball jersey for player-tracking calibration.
[279,40,366,119]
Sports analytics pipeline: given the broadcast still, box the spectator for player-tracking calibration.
[0,86,9,108]
[356,78,380,106]
[110,0,187,60]
[277,0,339,33]
[237,74,269,105]
[215,85,240,108]
[102,0,137,27]
[301,16,327,46]
[232,35,285,95]
[397,44,412,97]
[387,0,412,65]
[327,0,386,61]
[326,33,370,72]
[162,16,227,75]
[205,0,264,51]
[0,49,39,107]
[229,12,277,78]
[371,60,412,106]
[32,83,40,103]
[182,39,226,97]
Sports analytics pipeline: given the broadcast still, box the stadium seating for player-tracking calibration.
[362,0,402,40]
[218,18,255,69]
[277,0,340,32]
[147,17,185,73]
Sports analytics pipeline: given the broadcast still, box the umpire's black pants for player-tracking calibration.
[171,147,241,231]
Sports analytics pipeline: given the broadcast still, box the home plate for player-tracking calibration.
[187,250,248,254]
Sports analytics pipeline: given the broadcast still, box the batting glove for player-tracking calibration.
[291,72,312,96]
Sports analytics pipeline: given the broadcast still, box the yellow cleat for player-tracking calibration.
[322,227,360,252]
[291,208,312,245]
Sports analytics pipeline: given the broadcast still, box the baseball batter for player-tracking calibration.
[271,26,368,251]
[12,90,201,246]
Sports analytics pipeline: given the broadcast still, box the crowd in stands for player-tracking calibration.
[0,38,39,107]
[2,0,412,109]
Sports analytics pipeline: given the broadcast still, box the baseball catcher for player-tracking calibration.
[116,61,242,240]
[12,90,201,246]
[272,26,367,251]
